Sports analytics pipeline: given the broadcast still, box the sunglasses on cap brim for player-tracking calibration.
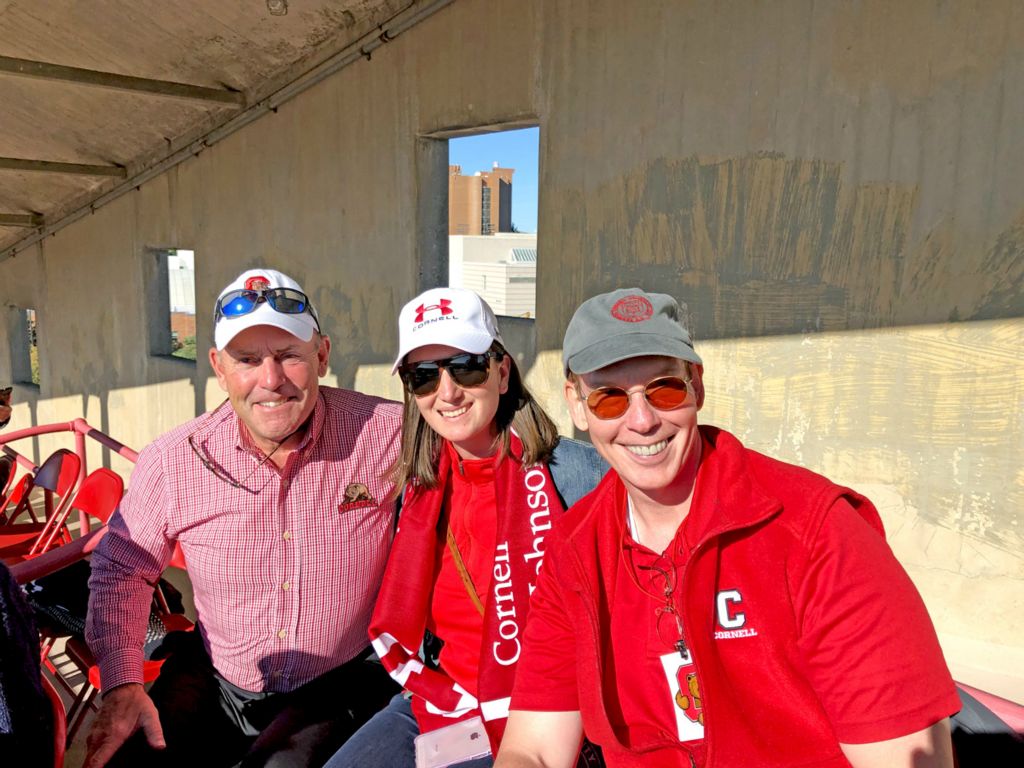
[397,351,504,396]
[214,287,320,332]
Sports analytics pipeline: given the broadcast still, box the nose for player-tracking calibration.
[623,390,659,433]
[258,356,286,390]
[435,368,461,401]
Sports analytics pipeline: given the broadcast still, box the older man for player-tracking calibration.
[85,269,402,768]
[497,289,960,768]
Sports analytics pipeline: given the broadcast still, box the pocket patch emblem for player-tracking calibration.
[339,482,376,512]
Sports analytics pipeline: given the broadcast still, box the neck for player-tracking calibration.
[248,424,307,470]
[625,438,702,553]
[450,426,501,461]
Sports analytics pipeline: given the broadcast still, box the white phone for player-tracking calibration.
[414,716,491,768]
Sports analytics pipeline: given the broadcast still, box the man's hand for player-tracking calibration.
[83,683,165,768]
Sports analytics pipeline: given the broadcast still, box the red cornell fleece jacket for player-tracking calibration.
[511,426,960,767]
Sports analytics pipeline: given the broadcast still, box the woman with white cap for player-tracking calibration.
[324,288,604,768]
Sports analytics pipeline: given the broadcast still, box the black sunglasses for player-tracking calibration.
[398,351,503,396]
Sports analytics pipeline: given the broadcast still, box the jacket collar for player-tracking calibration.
[566,425,782,552]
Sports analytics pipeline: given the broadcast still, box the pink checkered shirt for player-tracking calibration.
[87,388,402,693]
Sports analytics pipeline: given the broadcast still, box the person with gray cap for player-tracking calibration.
[84,268,403,768]
[496,289,960,767]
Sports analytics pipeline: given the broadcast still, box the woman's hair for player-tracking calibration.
[389,341,560,491]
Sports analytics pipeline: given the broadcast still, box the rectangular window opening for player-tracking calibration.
[447,126,539,321]
[8,307,40,387]
[146,248,196,361]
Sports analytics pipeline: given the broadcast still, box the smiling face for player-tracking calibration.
[406,343,510,460]
[209,324,330,456]
[565,355,704,507]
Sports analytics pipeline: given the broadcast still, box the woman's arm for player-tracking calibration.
[495,710,584,768]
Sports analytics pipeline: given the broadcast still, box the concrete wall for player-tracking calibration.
[0,0,1021,700]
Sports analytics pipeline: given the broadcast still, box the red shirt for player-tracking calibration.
[608,516,706,755]
[429,443,498,696]
[87,388,402,693]
[511,427,959,767]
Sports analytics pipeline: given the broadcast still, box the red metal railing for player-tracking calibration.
[1,418,138,534]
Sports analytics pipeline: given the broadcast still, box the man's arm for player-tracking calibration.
[840,719,954,768]
[85,443,176,765]
[494,710,584,768]
[797,499,960,763]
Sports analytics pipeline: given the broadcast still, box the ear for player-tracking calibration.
[691,364,705,411]
[209,348,229,393]
[497,353,512,395]
[563,377,591,433]
[316,335,331,377]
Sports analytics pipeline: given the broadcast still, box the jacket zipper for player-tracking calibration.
[677,536,710,766]
[570,547,702,766]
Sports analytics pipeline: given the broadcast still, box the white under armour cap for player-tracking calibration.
[213,268,320,351]
[392,287,504,373]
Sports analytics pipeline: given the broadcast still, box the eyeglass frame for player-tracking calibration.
[186,403,284,493]
[574,372,693,420]
[397,349,505,396]
[622,546,690,659]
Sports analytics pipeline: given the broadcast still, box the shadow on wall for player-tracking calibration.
[557,153,1023,340]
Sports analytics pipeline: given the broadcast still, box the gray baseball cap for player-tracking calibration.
[562,288,702,374]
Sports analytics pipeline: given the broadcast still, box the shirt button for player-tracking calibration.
[277,629,287,639]
[283,531,292,541]
[282,581,291,591]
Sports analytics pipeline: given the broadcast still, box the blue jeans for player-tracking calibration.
[322,693,492,768]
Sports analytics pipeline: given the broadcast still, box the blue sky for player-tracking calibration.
[449,126,539,233]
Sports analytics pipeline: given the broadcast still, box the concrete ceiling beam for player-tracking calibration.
[0,214,43,227]
[0,55,245,106]
[0,156,126,177]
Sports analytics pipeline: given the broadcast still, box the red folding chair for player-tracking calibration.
[40,672,67,768]
[0,453,14,496]
[62,542,192,745]
[0,474,35,525]
[0,449,82,564]
[34,468,125,665]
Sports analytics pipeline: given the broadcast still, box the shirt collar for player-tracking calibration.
[233,390,326,458]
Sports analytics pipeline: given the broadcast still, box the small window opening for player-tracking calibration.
[147,248,196,360]
[448,126,539,319]
[8,307,39,387]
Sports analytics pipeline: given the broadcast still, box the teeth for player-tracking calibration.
[258,401,287,408]
[626,439,668,457]
[442,406,469,418]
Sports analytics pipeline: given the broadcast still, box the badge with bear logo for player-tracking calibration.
[660,650,704,742]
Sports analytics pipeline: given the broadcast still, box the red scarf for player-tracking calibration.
[369,434,565,752]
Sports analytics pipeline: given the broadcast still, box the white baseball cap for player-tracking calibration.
[392,287,504,373]
[213,268,321,351]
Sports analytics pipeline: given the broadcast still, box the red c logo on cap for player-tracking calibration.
[611,295,654,322]
[245,276,271,291]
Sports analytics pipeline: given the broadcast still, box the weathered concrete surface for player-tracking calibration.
[0,0,1022,701]
[0,0,412,250]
